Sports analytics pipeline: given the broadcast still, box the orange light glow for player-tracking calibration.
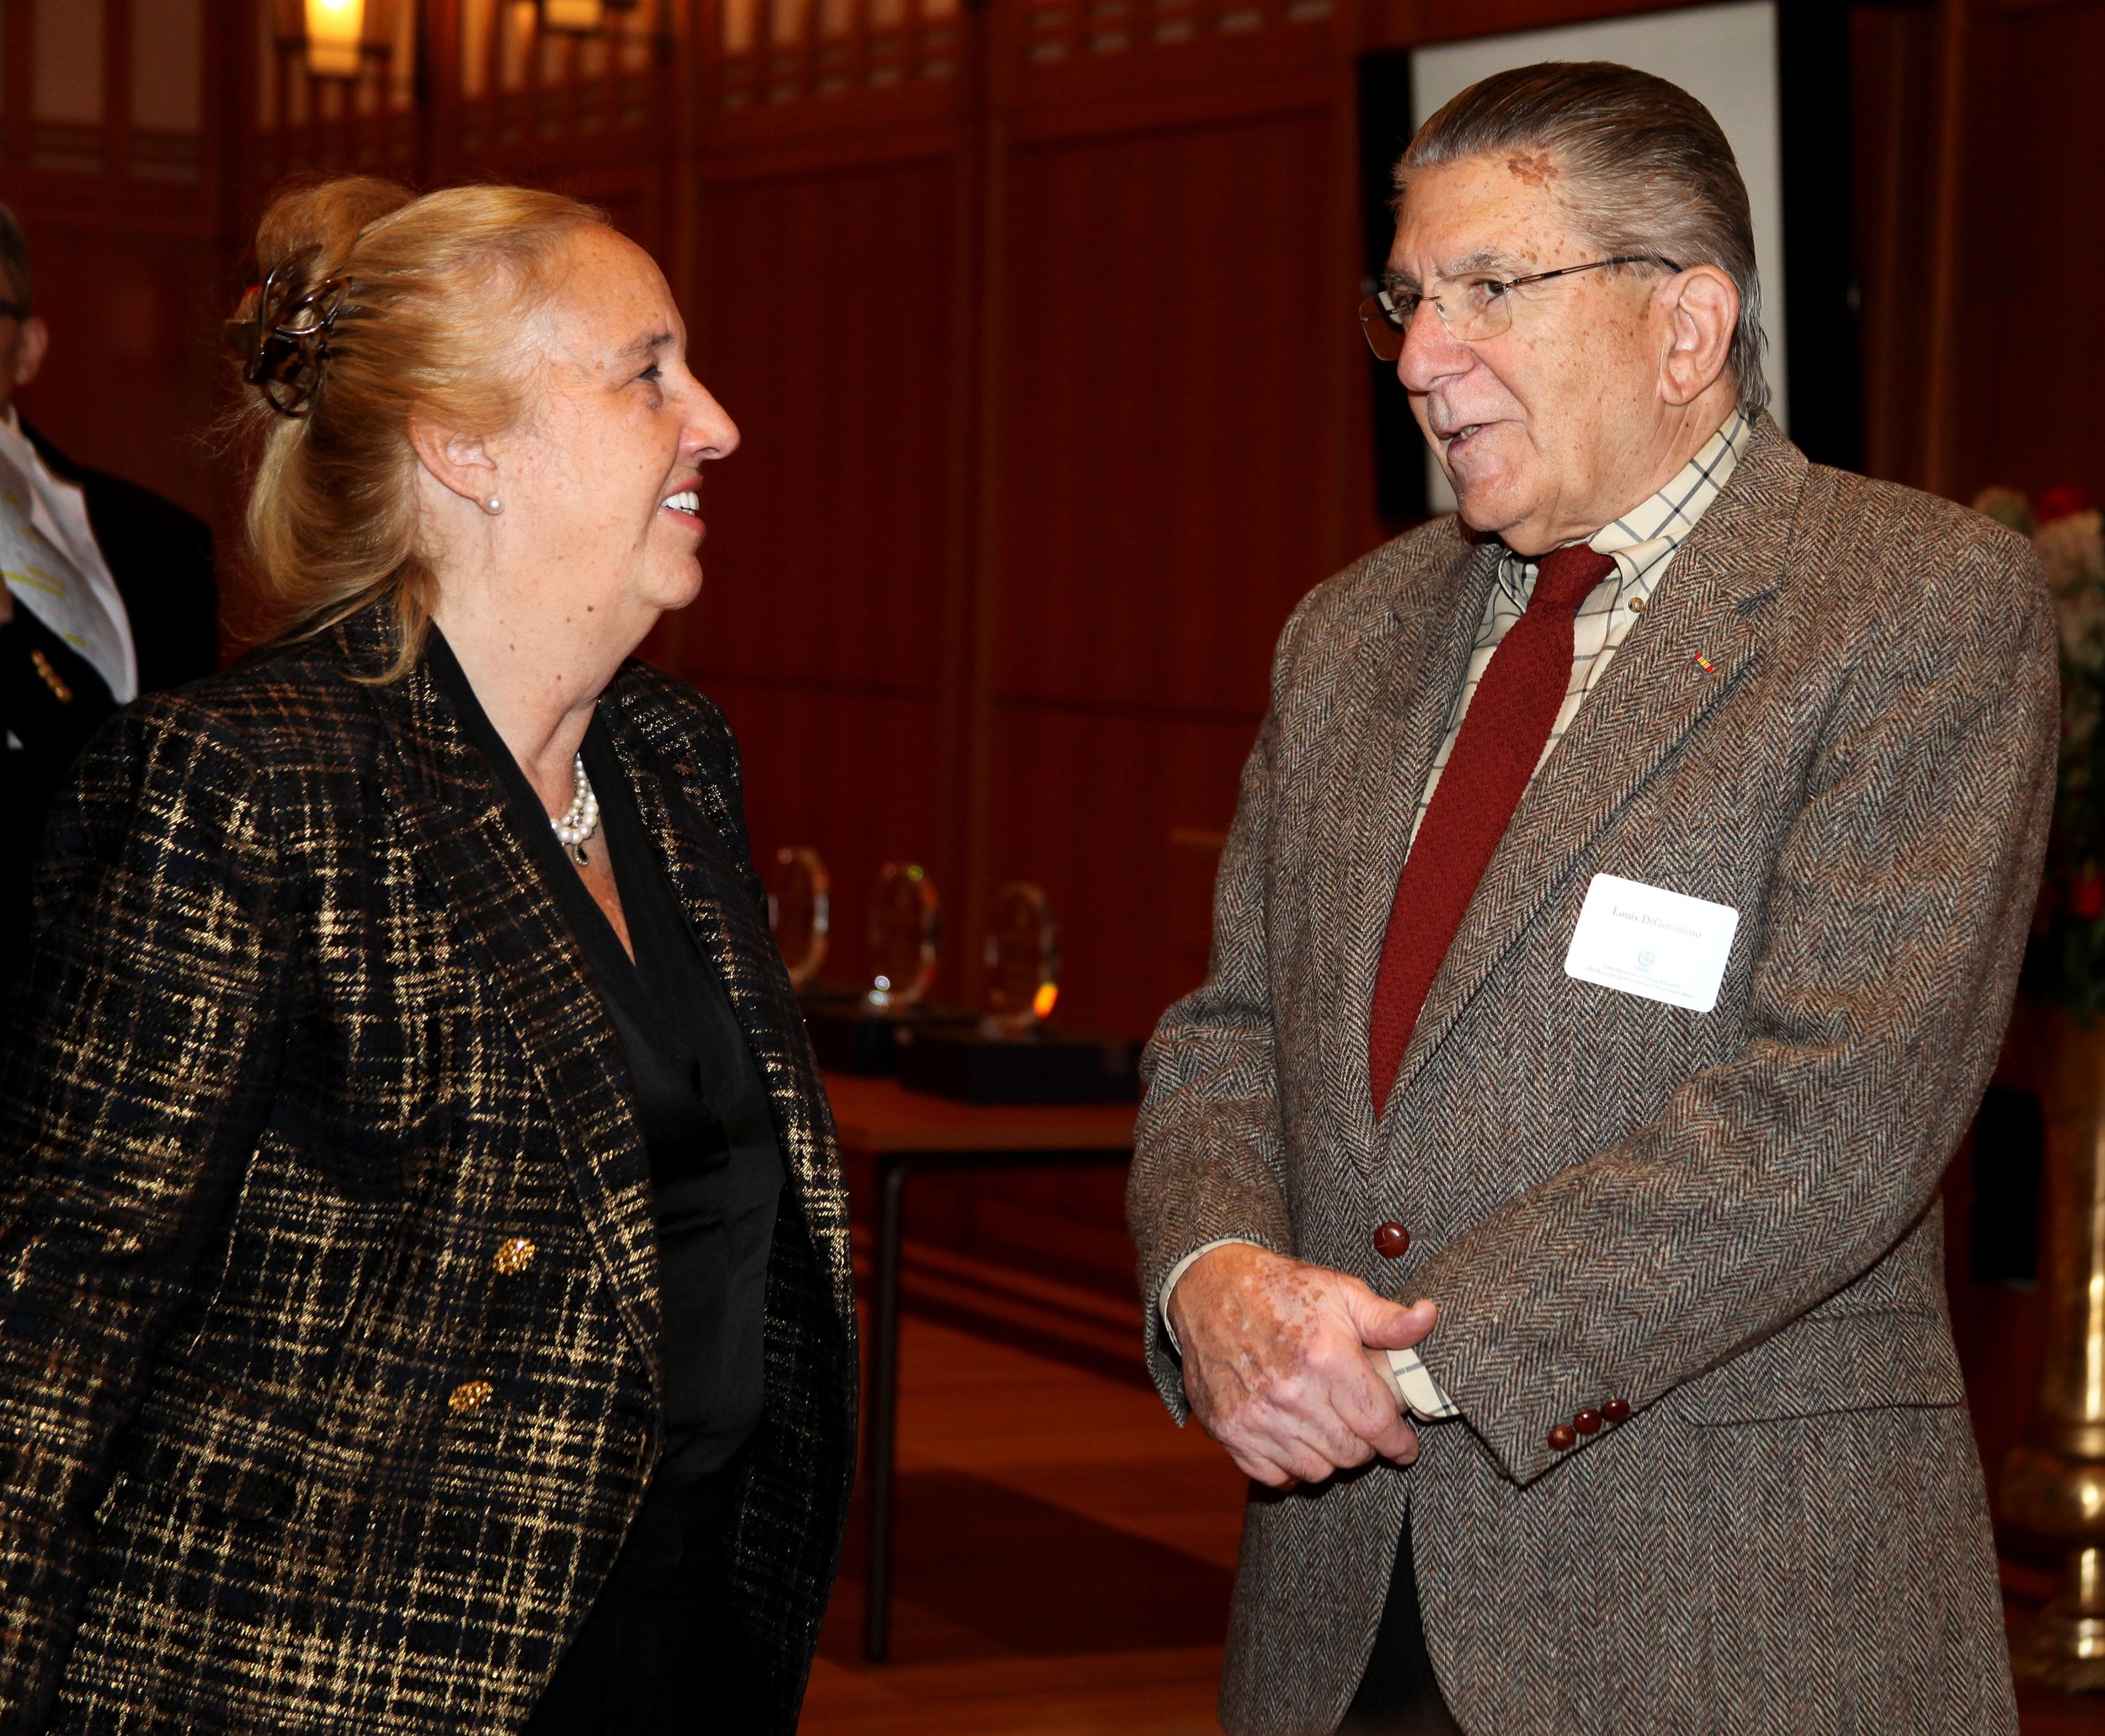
[304,0,365,77]
[1032,983,1059,1020]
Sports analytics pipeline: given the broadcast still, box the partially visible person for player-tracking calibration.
[0,177,855,1732]
[0,202,218,993]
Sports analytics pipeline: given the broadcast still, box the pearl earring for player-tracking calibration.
[483,496,504,515]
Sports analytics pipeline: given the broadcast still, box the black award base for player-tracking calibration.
[895,1027,1143,1105]
[803,1001,977,1076]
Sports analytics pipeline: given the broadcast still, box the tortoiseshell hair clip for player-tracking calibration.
[222,247,350,420]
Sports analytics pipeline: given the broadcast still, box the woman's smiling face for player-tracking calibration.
[482,226,738,650]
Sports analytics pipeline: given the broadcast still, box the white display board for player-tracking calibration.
[1407,1,1785,512]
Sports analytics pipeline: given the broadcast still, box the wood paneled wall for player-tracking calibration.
[2,0,2099,1040]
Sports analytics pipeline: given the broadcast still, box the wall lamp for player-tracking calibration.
[540,0,643,32]
[273,0,403,80]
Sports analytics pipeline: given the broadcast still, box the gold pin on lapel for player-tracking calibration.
[29,648,73,703]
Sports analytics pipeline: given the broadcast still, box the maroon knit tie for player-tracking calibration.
[1368,545,1617,1116]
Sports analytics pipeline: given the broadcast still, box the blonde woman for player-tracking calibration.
[0,177,855,1733]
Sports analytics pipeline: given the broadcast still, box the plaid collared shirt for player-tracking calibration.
[1406,409,1755,853]
[1388,409,1753,1421]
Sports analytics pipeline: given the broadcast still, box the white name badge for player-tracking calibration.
[1564,873,1740,1014]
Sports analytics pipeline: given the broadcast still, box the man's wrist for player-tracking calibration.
[1159,1238,1260,1355]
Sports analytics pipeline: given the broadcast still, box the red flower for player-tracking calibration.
[2038,484,2094,525]
[2073,865,2105,920]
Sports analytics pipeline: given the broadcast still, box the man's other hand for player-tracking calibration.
[1166,1243,1435,1489]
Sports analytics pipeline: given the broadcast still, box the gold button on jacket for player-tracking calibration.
[493,1236,536,1275]
[448,1379,493,1415]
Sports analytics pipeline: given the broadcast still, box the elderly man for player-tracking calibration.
[1128,61,2051,1736]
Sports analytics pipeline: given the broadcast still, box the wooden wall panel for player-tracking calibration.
[10,221,230,522]
[1941,0,2105,503]
[996,110,1338,718]
[989,107,1339,1033]
[681,153,962,988]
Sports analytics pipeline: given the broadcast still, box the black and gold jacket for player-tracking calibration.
[0,610,857,1733]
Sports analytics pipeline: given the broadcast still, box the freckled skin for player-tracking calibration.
[1170,1243,1435,1489]
[1388,152,1742,556]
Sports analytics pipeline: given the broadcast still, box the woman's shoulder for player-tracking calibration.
[78,637,390,797]
[606,658,740,766]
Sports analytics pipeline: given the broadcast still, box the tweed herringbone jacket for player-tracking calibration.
[1127,421,2056,1736]
[0,613,857,1733]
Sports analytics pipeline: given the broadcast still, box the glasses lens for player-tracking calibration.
[1360,281,1518,358]
[1446,280,1513,343]
[1358,295,1403,362]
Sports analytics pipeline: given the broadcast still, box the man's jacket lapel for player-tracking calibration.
[375,649,664,1396]
[1379,423,1804,1121]
[1314,530,1501,1178]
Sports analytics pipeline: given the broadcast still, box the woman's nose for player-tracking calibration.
[689,388,740,461]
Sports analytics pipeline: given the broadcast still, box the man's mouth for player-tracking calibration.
[1439,422,1488,451]
[662,488,701,520]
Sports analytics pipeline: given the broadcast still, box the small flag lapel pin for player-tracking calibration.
[1693,652,1717,674]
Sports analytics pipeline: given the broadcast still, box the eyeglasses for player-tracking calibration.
[1357,255,1681,359]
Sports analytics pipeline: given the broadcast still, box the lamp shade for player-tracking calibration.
[541,0,607,28]
[305,0,365,77]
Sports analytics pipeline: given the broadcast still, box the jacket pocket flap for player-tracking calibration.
[1668,1310,1966,1426]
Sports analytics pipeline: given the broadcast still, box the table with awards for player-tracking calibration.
[769,849,1141,1660]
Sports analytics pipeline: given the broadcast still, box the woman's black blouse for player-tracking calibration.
[431,635,783,1483]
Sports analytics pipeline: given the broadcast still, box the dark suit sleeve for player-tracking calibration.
[87,478,219,694]
[1415,534,2059,1485]
[0,604,118,795]
[0,699,290,1723]
[1125,597,1314,1418]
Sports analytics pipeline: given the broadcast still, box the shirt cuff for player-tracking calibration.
[1386,1346,1460,1420]
[1157,1238,1260,1356]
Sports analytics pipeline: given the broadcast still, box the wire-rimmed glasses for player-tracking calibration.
[1357,254,1682,359]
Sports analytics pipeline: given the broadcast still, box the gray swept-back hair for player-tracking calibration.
[1397,61,1768,413]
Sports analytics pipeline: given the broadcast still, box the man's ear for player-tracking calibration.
[407,416,502,511]
[13,316,48,392]
[1658,266,1737,407]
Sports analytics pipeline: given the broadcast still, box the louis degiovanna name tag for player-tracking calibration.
[1564,874,1740,1014]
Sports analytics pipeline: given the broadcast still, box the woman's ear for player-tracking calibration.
[407,415,500,511]
[1659,266,1738,407]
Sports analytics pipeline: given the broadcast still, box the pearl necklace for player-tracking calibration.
[551,754,600,865]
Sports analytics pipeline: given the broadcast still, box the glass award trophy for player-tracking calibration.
[865,861,941,1011]
[767,846,830,993]
[982,882,1061,1036]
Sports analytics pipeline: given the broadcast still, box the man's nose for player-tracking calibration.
[1395,301,1474,394]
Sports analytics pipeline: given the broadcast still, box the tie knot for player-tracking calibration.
[1529,545,1617,613]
